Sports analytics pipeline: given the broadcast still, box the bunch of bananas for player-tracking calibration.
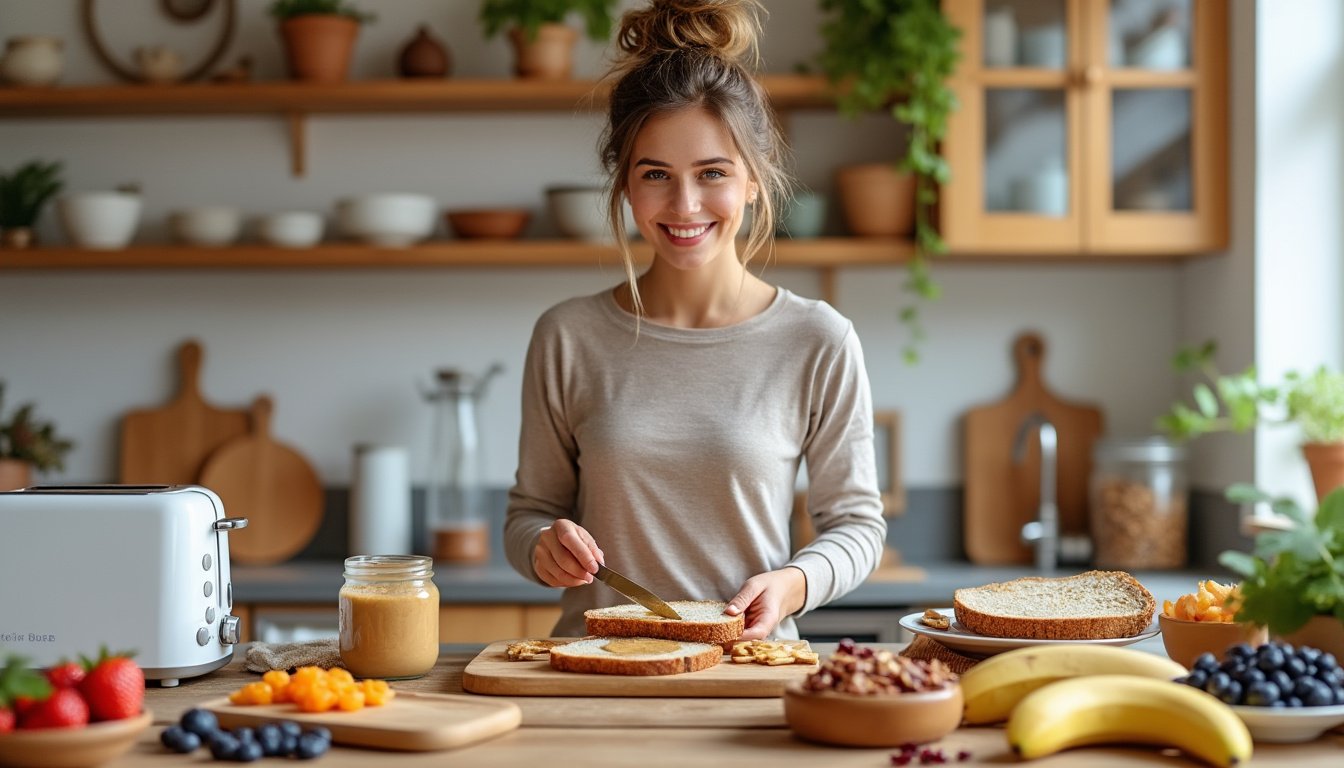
[959,645,1253,767]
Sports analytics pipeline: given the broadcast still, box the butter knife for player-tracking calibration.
[595,564,683,621]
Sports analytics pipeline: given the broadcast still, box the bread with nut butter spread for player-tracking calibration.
[549,637,723,676]
[953,570,1156,640]
[583,600,744,645]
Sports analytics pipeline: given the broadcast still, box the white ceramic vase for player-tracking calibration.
[57,192,142,249]
[0,36,63,87]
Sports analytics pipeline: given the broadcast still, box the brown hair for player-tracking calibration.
[599,0,793,317]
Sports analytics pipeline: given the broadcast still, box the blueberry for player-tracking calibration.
[1244,681,1281,707]
[256,724,285,757]
[1285,656,1307,678]
[1238,667,1266,686]
[1271,669,1294,693]
[1206,671,1232,697]
[281,734,299,756]
[1334,687,1344,706]
[1217,680,1244,705]
[180,708,219,739]
[305,726,332,744]
[160,725,202,754]
[1286,696,1303,708]
[1219,658,1243,674]
[1298,646,1321,664]
[1317,653,1338,671]
[1303,680,1335,707]
[279,721,303,739]
[231,726,255,744]
[208,733,241,761]
[1257,647,1285,672]
[295,732,331,760]
[1294,677,1318,699]
[1270,699,1287,708]
[235,740,264,763]
[1228,643,1254,661]
[1184,670,1209,689]
[1194,652,1220,673]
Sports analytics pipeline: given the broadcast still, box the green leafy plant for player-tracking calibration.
[479,0,618,42]
[1220,484,1344,635]
[0,381,74,473]
[816,0,961,364]
[1157,341,1344,444]
[269,0,375,24]
[0,160,63,229]
[0,655,51,710]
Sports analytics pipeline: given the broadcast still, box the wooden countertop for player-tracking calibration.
[114,646,1343,767]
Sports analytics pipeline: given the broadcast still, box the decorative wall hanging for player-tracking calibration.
[81,0,236,83]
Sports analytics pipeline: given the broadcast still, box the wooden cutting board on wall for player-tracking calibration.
[963,333,1104,565]
[119,339,250,484]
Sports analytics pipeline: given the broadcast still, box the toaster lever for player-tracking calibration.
[220,615,241,645]
[213,518,249,531]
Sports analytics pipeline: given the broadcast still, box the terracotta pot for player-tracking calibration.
[835,163,916,237]
[398,24,450,78]
[1,227,34,249]
[280,16,359,83]
[1279,614,1344,660]
[0,459,32,491]
[1301,442,1344,503]
[507,24,578,80]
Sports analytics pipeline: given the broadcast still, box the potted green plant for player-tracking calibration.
[815,0,961,364]
[0,159,63,249]
[479,0,617,80]
[269,0,376,83]
[1158,341,1344,501]
[0,380,75,490]
[1219,484,1344,658]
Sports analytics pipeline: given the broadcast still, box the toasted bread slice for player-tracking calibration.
[549,636,723,676]
[952,570,1156,640]
[584,600,744,645]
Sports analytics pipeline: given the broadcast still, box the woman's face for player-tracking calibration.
[625,107,757,272]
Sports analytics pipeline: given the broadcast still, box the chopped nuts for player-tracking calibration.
[506,639,569,661]
[730,639,819,666]
[920,609,950,630]
[803,639,957,695]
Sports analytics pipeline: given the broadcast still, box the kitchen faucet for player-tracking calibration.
[1014,411,1058,572]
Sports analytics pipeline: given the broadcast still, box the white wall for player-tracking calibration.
[1,0,1195,488]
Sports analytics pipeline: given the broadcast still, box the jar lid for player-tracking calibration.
[344,554,433,579]
[1093,436,1186,463]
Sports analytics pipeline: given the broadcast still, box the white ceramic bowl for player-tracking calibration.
[170,205,242,246]
[57,191,142,249]
[546,186,637,242]
[1229,703,1344,743]
[258,210,324,248]
[336,193,437,247]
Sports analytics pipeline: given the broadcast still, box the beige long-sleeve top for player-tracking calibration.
[504,287,886,639]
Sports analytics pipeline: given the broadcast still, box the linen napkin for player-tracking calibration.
[244,639,345,674]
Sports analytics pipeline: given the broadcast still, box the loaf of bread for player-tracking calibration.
[549,637,723,676]
[584,600,744,645]
[952,570,1156,640]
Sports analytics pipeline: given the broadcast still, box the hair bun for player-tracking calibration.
[616,0,763,68]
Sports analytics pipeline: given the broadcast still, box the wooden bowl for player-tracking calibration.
[0,711,152,768]
[446,208,530,240]
[1160,614,1268,669]
[782,683,962,747]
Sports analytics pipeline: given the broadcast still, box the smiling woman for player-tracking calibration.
[503,0,886,645]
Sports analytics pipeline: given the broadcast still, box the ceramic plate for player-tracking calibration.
[899,608,1159,658]
[1229,704,1344,744]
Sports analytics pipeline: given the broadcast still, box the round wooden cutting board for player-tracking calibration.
[200,395,323,565]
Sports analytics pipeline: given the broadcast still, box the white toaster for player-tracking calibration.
[0,484,248,686]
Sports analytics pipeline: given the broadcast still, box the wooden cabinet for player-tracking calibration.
[940,0,1227,255]
[237,602,562,644]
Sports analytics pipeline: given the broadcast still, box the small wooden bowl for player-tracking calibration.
[783,683,962,748]
[446,208,530,240]
[1160,614,1268,669]
[0,710,152,768]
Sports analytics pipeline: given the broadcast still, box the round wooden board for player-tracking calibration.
[200,396,323,565]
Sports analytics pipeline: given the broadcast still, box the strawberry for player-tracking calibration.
[45,661,85,690]
[79,649,144,722]
[0,706,14,734]
[0,656,51,723]
[19,688,88,730]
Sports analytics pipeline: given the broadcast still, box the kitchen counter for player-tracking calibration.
[115,643,1342,766]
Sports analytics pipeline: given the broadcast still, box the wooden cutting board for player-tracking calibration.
[461,640,814,698]
[963,333,1104,565]
[119,339,250,484]
[203,692,520,752]
[199,395,324,565]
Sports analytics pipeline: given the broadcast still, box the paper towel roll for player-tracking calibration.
[349,444,411,556]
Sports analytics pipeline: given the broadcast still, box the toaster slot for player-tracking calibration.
[17,484,177,494]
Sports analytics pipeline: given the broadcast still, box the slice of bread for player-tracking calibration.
[548,637,723,676]
[583,600,744,645]
[952,570,1156,640]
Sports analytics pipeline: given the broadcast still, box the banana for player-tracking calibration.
[960,644,1188,725]
[1006,675,1253,767]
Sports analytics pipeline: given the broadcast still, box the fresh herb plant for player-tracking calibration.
[0,381,74,473]
[479,0,618,42]
[816,0,961,364]
[1220,484,1344,635]
[269,0,375,24]
[1158,341,1344,444]
[0,160,63,229]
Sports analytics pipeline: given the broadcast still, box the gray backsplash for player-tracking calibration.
[294,487,1250,574]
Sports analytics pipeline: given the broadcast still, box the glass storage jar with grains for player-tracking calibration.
[338,555,439,680]
[1089,437,1189,569]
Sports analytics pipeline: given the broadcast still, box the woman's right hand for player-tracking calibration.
[533,519,605,588]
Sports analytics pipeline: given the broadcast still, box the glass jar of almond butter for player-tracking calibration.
[338,555,439,680]
[1088,437,1189,570]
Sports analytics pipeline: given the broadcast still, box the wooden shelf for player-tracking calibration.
[0,238,914,270]
[0,75,836,117]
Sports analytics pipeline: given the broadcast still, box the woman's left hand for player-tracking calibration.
[724,566,807,641]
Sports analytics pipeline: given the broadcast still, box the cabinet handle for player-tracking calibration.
[1079,66,1103,86]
